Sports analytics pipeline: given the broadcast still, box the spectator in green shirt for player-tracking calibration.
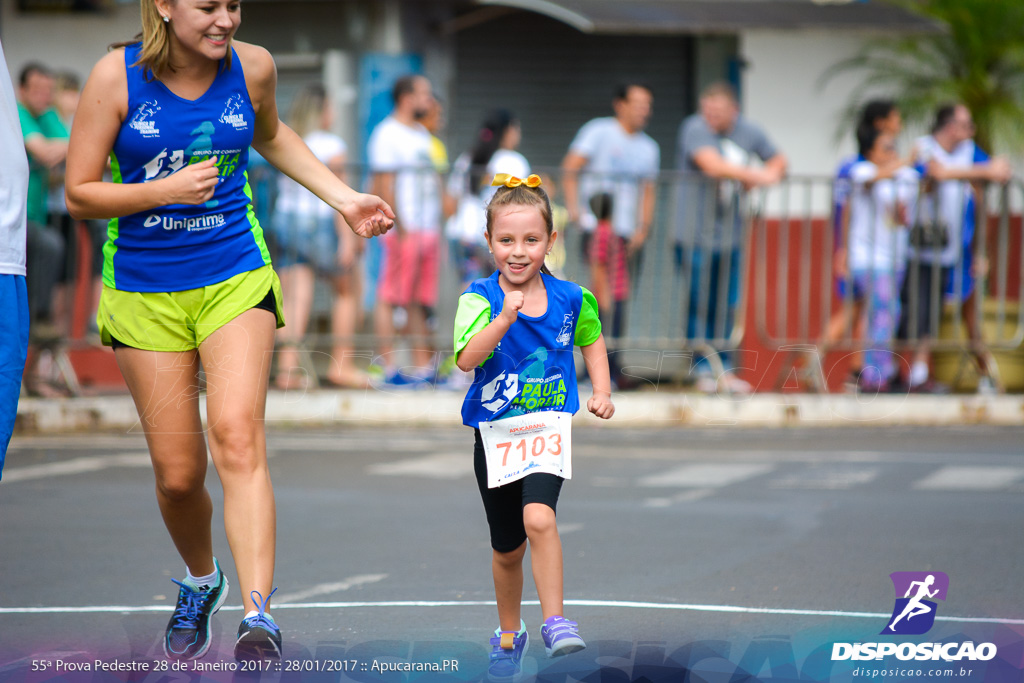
[17,62,66,337]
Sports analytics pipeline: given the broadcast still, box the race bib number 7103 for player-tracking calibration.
[479,411,572,489]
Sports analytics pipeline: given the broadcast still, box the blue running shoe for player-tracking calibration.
[541,616,585,657]
[234,588,282,660]
[487,620,528,682]
[374,368,433,390]
[163,560,229,660]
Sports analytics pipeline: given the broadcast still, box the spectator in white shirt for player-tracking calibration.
[562,83,659,389]
[367,75,443,384]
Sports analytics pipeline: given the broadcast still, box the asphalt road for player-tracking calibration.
[2,426,1023,682]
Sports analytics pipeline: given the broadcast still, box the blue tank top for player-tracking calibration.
[460,273,585,428]
[105,43,270,292]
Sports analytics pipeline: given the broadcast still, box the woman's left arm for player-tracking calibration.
[239,42,394,237]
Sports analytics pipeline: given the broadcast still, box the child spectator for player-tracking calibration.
[588,192,631,388]
[846,125,918,392]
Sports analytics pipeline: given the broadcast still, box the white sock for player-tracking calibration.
[909,362,929,387]
[244,609,275,622]
[186,563,219,590]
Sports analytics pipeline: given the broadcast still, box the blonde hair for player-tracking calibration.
[287,84,327,139]
[485,184,555,276]
[112,0,232,80]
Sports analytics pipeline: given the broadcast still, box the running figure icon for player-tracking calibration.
[887,574,939,632]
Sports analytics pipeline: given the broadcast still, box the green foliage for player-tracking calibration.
[820,0,1024,152]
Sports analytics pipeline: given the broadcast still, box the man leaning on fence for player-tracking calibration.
[561,83,659,390]
[673,82,787,394]
[900,103,1012,394]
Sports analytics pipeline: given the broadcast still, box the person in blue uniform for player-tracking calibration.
[64,0,393,663]
[454,173,614,682]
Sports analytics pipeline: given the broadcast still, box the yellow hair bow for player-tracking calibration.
[491,173,542,188]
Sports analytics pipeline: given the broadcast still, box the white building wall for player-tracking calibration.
[740,29,1024,216]
[740,29,881,217]
[739,29,872,179]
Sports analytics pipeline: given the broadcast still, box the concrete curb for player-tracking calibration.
[15,388,1024,433]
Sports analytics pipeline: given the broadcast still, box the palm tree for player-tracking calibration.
[821,0,1024,153]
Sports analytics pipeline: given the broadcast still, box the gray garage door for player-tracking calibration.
[450,9,695,170]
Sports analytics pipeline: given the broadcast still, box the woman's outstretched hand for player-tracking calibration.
[341,194,396,238]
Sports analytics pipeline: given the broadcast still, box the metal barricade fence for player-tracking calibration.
[257,164,770,387]
[255,164,1023,390]
[751,175,1024,391]
[40,165,1020,393]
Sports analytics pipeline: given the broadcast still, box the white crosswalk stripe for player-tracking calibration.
[367,453,473,479]
[1,453,151,483]
[770,466,881,490]
[637,463,775,488]
[644,489,716,507]
[912,466,1024,491]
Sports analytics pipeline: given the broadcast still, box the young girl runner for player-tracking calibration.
[454,173,614,681]
[65,0,393,663]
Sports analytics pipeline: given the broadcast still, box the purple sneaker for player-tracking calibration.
[541,616,586,657]
[487,621,528,682]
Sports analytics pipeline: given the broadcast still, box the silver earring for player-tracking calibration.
[162,15,169,23]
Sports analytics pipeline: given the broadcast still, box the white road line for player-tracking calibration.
[769,466,881,490]
[1,454,152,483]
[367,453,473,479]
[1,599,1021,625]
[8,436,148,449]
[274,574,388,604]
[638,463,775,488]
[913,466,1024,491]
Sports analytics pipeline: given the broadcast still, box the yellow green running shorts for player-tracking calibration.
[97,265,285,352]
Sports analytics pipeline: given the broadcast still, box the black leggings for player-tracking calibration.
[473,428,564,553]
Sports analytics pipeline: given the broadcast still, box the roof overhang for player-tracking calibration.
[475,0,937,34]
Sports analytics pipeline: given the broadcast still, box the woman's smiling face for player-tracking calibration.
[159,0,242,62]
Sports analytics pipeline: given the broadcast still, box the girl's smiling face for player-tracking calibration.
[488,205,556,287]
